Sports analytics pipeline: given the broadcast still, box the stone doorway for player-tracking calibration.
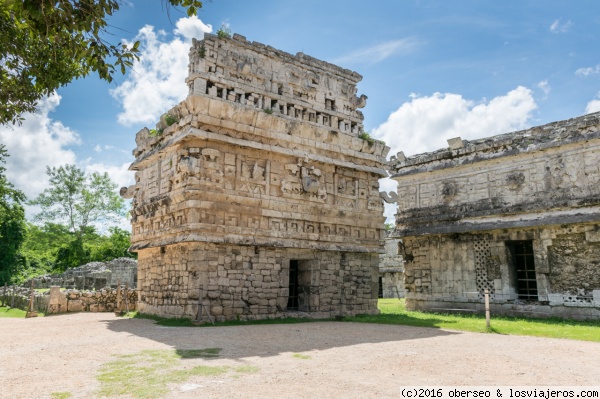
[287,260,312,311]
[507,240,538,300]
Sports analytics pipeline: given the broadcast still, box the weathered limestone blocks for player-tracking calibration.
[389,113,600,320]
[136,243,379,321]
[46,286,137,314]
[124,34,388,320]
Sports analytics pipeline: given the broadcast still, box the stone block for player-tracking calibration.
[67,300,84,312]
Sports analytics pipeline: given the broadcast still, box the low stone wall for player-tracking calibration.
[1,285,137,315]
[22,258,137,290]
[47,286,137,314]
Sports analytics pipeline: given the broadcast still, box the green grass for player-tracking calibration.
[50,392,72,399]
[0,306,27,318]
[347,299,600,342]
[129,300,599,342]
[235,365,260,373]
[292,353,311,360]
[97,349,228,398]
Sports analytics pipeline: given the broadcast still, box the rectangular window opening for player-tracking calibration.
[506,240,538,301]
[287,260,300,310]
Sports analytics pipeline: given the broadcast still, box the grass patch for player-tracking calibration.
[292,353,311,360]
[344,299,600,342]
[97,349,226,398]
[175,348,221,359]
[0,306,27,318]
[50,392,72,399]
[235,365,260,373]
[130,300,599,342]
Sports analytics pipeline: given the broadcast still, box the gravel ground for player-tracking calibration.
[1,312,599,399]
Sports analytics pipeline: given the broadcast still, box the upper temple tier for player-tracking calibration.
[125,33,390,253]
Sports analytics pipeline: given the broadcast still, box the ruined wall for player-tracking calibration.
[137,243,379,321]
[379,236,405,298]
[124,33,388,320]
[389,113,600,320]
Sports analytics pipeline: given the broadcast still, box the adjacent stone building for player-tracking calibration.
[123,33,389,320]
[387,113,600,320]
[378,233,405,298]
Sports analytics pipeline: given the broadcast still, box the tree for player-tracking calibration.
[1,0,204,125]
[30,165,125,238]
[0,145,27,284]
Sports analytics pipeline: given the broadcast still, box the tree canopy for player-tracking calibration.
[29,164,125,237]
[0,0,203,125]
[0,145,27,284]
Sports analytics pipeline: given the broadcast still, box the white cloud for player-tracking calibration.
[110,16,212,126]
[585,95,600,114]
[537,80,551,98]
[332,38,418,66]
[372,86,537,158]
[550,19,572,33]
[0,94,79,199]
[575,64,600,77]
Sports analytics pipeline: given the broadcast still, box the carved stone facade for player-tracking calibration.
[123,33,389,320]
[388,113,600,320]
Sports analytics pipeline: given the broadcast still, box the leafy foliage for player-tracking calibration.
[29,165,125,237]
[0,145,26,285]
[0,0,203,125]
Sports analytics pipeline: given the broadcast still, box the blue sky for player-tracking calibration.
[2,0,600,224]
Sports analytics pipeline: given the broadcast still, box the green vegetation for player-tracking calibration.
[164,114,178,127]
[50,392,72,399]
[358,131,375,145]
[0,145,26,285]
[97,348,233,399]
[235,365,260,373]
[263,108,273,114]
[149,128,164,137]
[0,306,27,318]
[292,353,311,360]
[348,299,600,342]
[216,23,232,39]
[1,0,204,125]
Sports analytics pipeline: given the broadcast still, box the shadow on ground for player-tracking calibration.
[102,316,458,360]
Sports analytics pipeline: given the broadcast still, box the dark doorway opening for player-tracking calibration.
[507,240,538,301]
[287,260,299,310]
[378,277,383,298]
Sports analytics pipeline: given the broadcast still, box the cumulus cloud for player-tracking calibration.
[575,64,600,77]
[374,87,537,224]
[550,19,572,33]
[372,86,537,157]
[332,38,418,66]
[110,16,212,126]
[0,94,79,199]
[585,95,600,114]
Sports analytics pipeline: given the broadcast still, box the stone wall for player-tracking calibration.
[389,113,600,320]
[137,243,379,321]
[123,33,388,320]
[378,236,404,298]
[22,258,137,290]
[46,286,137,314]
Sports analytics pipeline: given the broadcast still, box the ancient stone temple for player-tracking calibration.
[386,113,600,320]
[122,33,390,320]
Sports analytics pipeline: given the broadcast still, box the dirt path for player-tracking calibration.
[0,313,598,399]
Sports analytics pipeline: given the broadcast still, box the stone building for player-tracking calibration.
[378,233,405,298]
[122,33,389,320]
[387,113,600,320]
